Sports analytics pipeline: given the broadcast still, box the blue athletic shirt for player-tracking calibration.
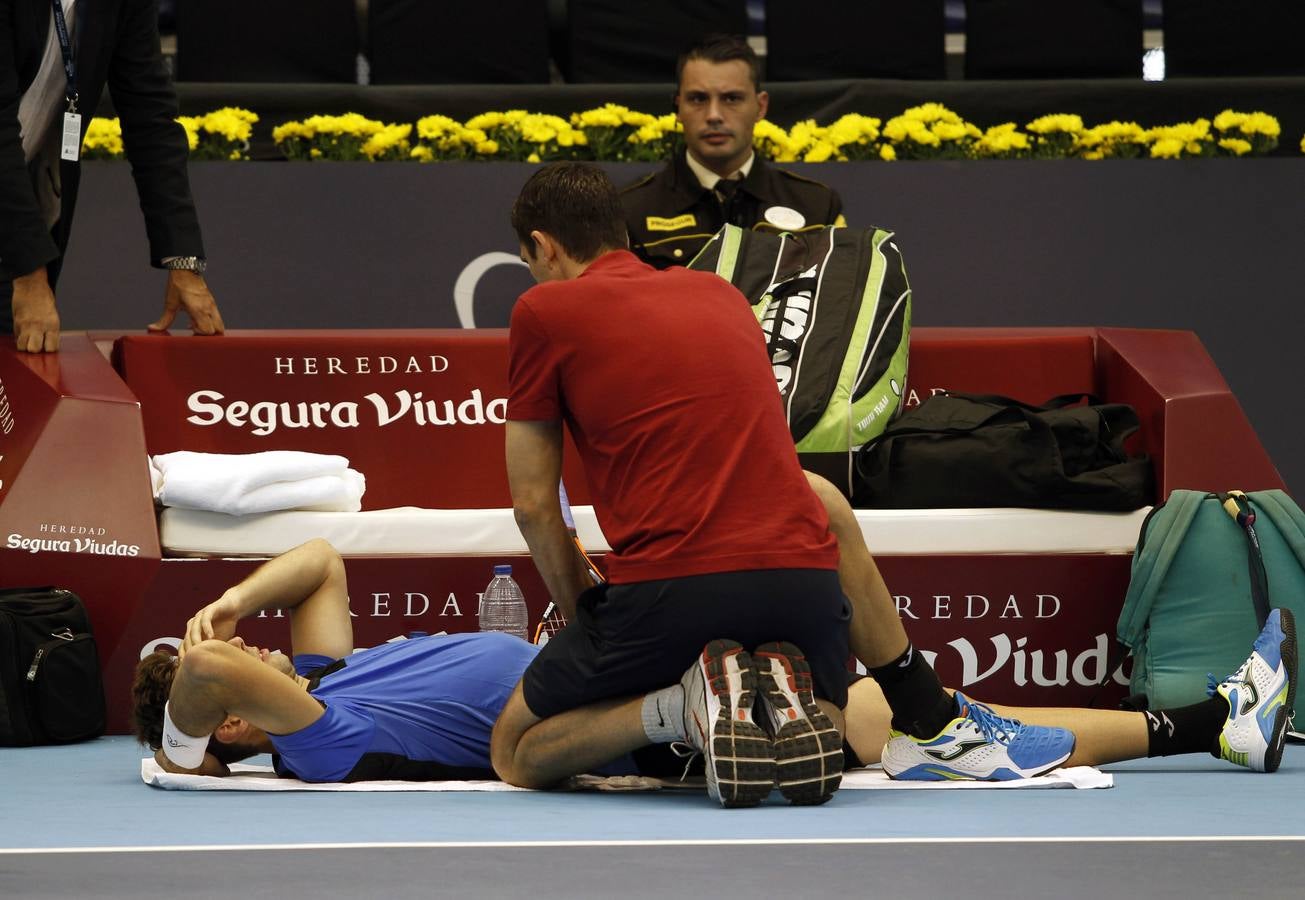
[269,632,537,783]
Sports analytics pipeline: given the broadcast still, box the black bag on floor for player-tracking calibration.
[852,392,1154,510]
[0,587,106,745]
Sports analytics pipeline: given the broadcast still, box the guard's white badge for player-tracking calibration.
[763,206,806,231]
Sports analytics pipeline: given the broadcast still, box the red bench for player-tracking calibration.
[0,327,1283,733]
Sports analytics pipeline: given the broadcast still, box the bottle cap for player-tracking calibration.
[493,564,512,576]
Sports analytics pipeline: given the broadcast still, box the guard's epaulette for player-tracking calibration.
[619,172,657,194]
[775,168,833,189]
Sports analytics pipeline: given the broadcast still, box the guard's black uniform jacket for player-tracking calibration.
[620,149,845,269]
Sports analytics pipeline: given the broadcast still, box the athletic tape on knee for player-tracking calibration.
[161,702,211,769]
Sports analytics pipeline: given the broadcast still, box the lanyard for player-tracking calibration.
[50,0,78,113]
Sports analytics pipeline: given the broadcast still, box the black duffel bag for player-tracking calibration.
[852,392,1154,511]
[0,587,106,745]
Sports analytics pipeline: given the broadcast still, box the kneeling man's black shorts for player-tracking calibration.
[522,568,851,720]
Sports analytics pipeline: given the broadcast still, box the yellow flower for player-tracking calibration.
[883,116,940,147]
[1026,114,1084,135]
[974,123,1032,158]
[825,114,881,147]
[527,152,541,163]
[202,107,258,142]
[175,116,200,151]
[879,144,896,161]
[803,141,834,163]
[477,140,499,156]
[310,148,322,159]
[410,145,434,162]
[416,115,461,140]
[573,105,624,128]
[272,121,302,143]
[1076,121,1146,159]
[362,123,413,161]
[1213,110,1248,132]
[1218,138,1252,156]
[1241,112,1280,138]
[1150,138,1184,159]
[1145,120,1213,158]
[82,117,124,157]
[752,119,792,161]
[466,112,501,131]
[931,121,968,142]
[902,103,961,125]
[1301,134,1305,153]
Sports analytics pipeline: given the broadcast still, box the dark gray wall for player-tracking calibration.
[58,160,1303,489]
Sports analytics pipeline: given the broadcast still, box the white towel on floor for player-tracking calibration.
[140,759,1111,792]
[151,451,366,515]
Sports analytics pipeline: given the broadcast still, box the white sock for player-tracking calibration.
[641,685,685,743]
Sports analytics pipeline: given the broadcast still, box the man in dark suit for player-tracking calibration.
[1,0,224,352]
[621,34,845,268]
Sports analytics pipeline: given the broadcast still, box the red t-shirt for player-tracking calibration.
[508,250,837,583]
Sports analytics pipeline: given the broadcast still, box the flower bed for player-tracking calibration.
[84,103,1297,162]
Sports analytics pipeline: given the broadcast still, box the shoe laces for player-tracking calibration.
[1207,657,1253,698]
[669,741,700,783]
[962,700,1024,745]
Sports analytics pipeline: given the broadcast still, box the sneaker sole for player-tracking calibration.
[754,642,843,805]
[1264,608,1297,774]
[700,639,775,808]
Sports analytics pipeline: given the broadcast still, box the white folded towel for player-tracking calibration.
[151,451,367,516]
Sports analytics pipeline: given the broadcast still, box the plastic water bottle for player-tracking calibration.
[479,564,529,640]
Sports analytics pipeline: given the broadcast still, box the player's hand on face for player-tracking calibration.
[154,747,230,777]
[180,593,242,657]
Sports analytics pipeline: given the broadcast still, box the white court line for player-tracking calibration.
[4,835,1305,855]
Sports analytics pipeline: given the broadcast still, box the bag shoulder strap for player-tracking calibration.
[1218,491,1271,629]
[1089,490,1202,707]
[1116,490,1208,647]
[1248,490,1305,570]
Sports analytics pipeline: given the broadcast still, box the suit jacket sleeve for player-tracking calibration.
[0,0,61,277]
[110,0,203,265]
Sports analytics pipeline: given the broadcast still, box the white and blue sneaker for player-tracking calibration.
[1212,607,1297,773]
[881,693,1075,781]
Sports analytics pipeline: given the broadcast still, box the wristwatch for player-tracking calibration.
[162,256,207,275]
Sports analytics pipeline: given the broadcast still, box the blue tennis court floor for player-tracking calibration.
[1,737,1301,898]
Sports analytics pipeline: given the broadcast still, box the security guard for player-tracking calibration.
[621,35,844,269]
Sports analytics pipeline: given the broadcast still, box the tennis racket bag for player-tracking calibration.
[690,223,911,494]
[1116,490,1305,725]
[0,587,106,745]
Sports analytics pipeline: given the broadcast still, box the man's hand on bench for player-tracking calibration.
[149,270,225,337]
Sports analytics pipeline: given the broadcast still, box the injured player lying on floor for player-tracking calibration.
[134,539,1297,793]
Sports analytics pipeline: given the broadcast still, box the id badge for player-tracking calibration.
[60,111,82,162]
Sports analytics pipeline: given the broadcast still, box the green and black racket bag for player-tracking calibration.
[1118,489,1305,728]
[690,224,911,494]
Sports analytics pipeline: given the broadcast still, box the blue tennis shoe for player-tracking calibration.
[881,692,1076,781]
[1212,607,1297,773]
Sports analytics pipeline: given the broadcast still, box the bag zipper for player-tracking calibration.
[26,630,75,682]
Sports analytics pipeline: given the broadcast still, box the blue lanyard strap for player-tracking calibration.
[51,0,77,111]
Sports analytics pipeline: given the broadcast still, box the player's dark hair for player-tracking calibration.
[131,651,178,750]
[511,162,627,262]
[131,650,260,765]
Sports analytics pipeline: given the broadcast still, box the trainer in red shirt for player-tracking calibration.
[490,162,852,808]
[508,248,837,584]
